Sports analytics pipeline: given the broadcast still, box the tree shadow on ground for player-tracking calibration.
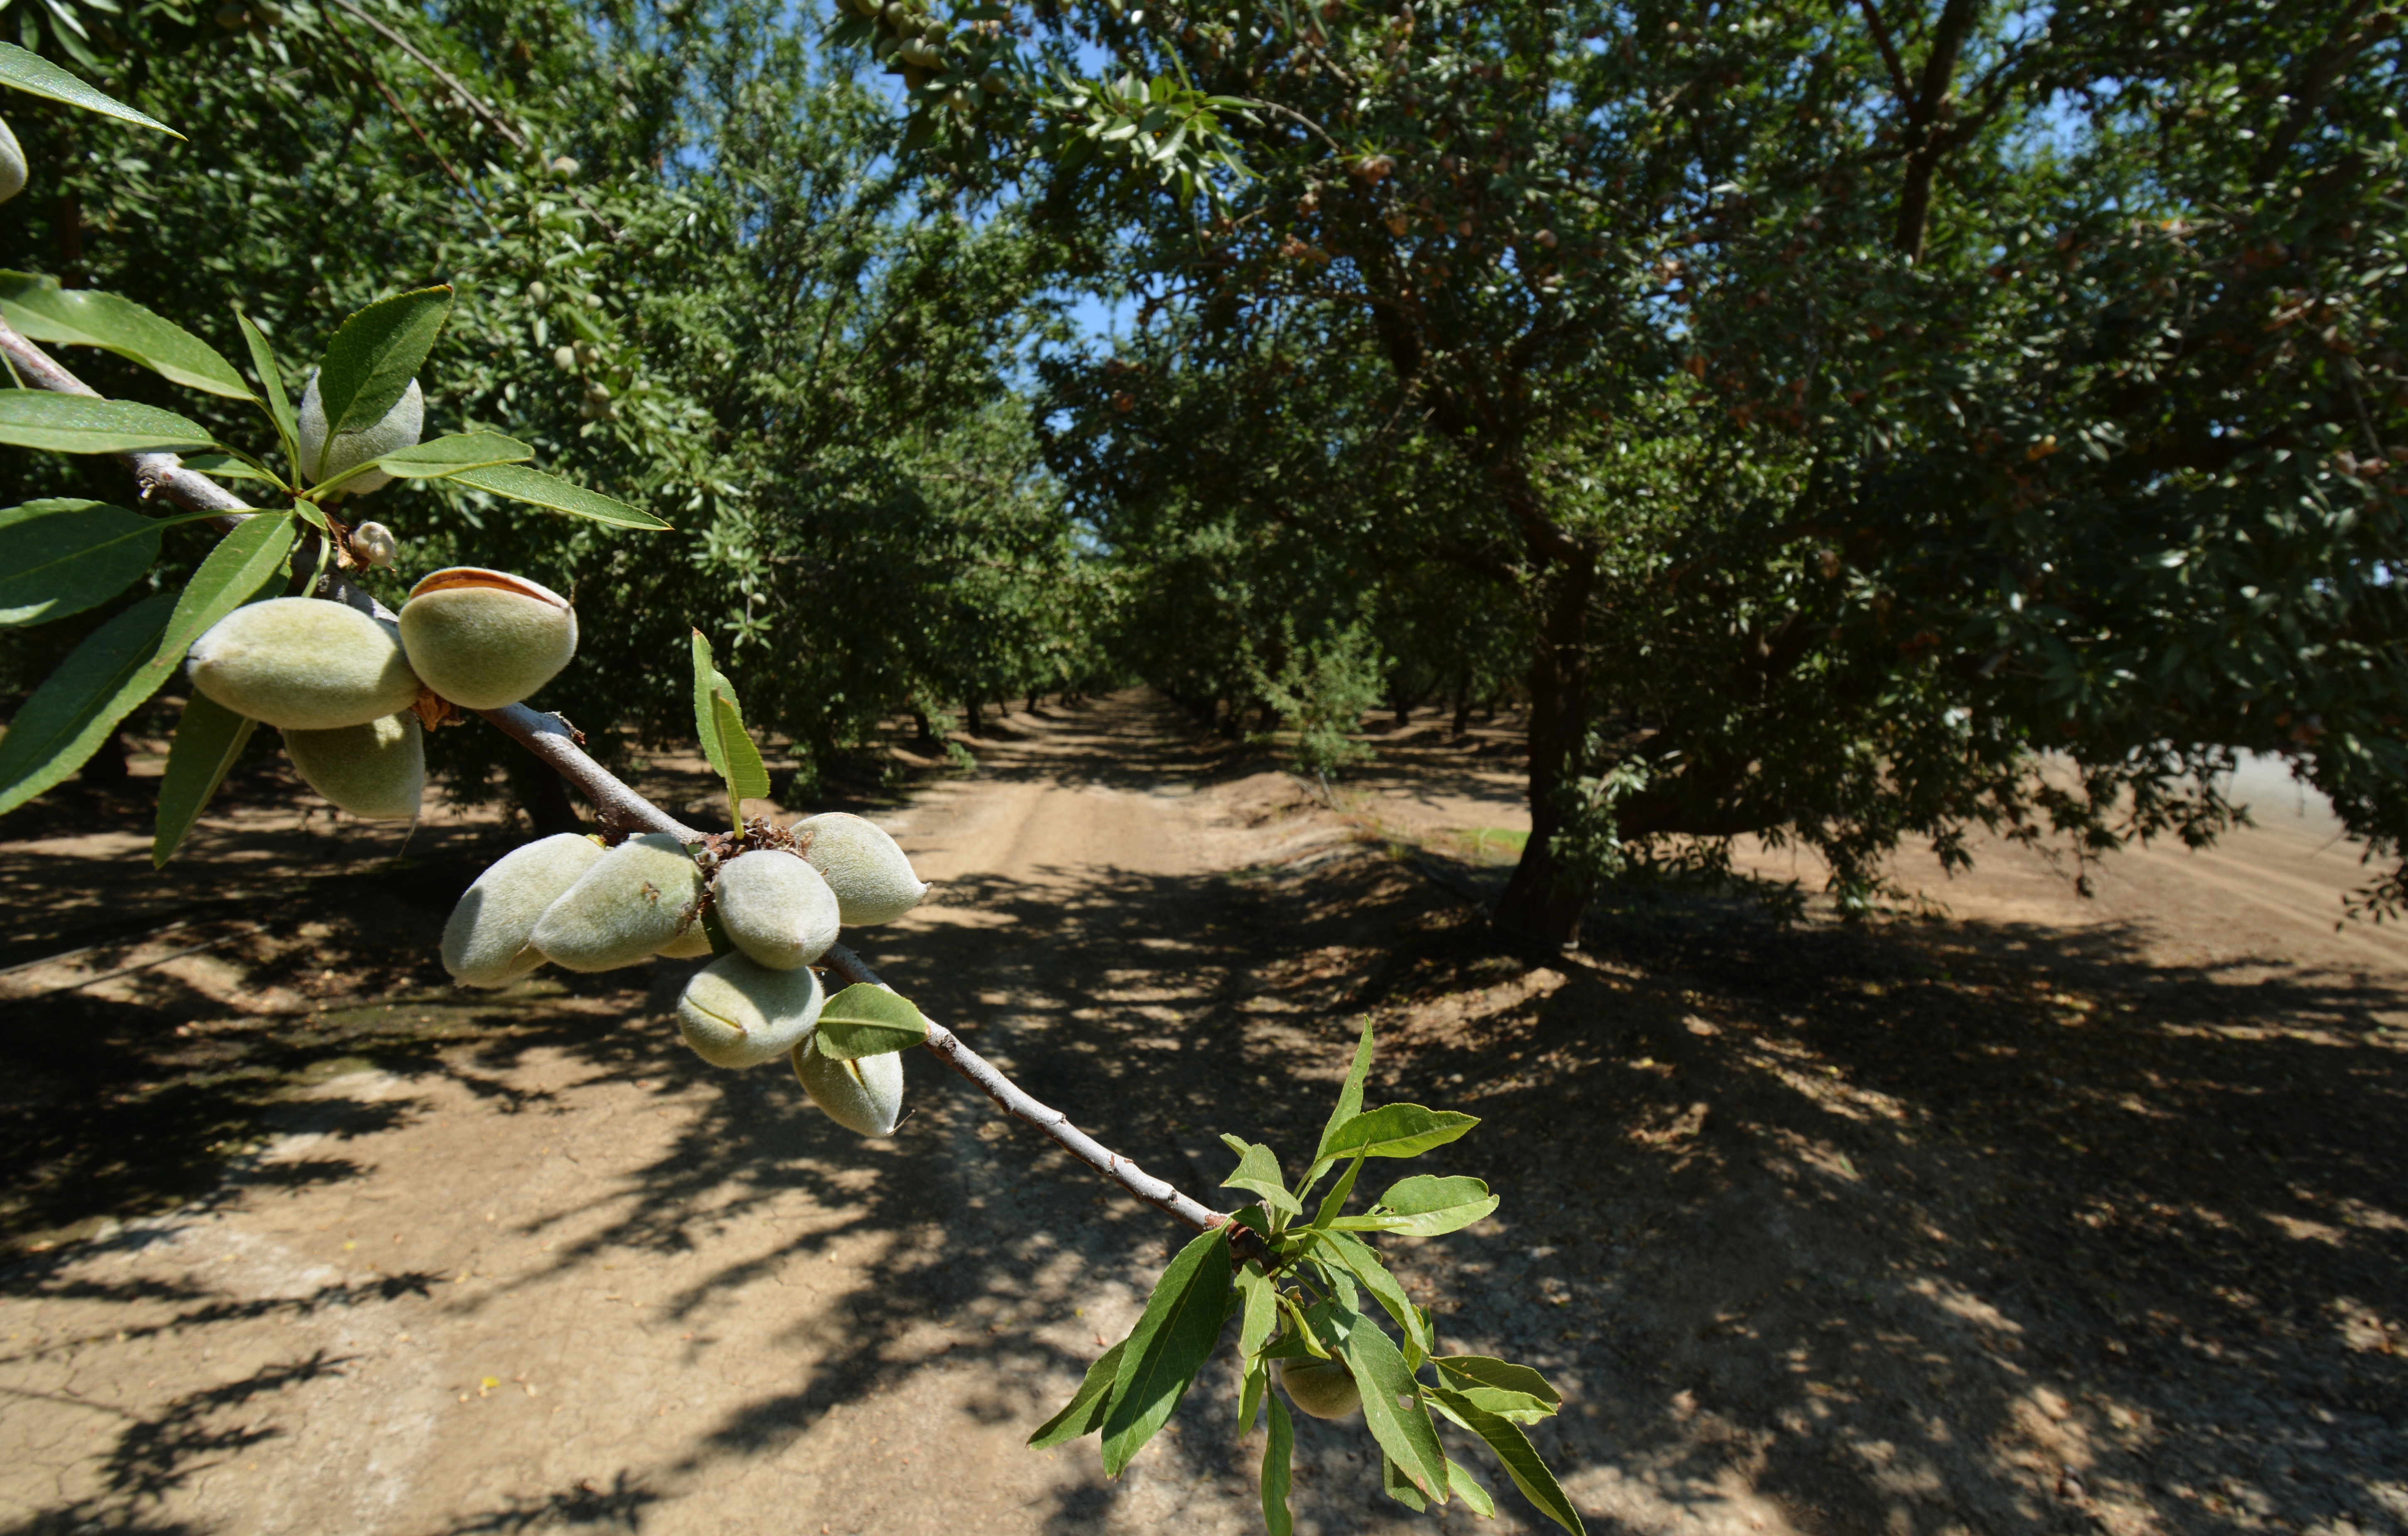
[2,693,2401,1536]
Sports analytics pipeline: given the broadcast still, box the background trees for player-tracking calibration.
[950,0,2407,943]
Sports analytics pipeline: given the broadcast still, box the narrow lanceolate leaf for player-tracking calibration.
[0,273,251,398]
[1383,1454,1429,1511]
[152,691,256,868]
[1236,1357,1268,1437]
[1309,1017,1377,1174]
[711,690,771,802]
[1219,1138,1302,1217]
[314,286,453,439]
[0,496,288,818]
[376,431,534,478]
[1321,1103,1479,1161]
[158,512,297,663]
[1314,1230,1433,1363]
[1100,1224,1232,1476]
[448,463,671,530]
[689,629,736,785]
[814,983,930,1059]
[0,393,214,455]
[1429,1388,1585,1536]
[1027,1339,1126,1449]
[1260,1393,1295,1536]
[0,42,181,135]
[1233,1262,1279,1362]
[1447,1458,1498,1519]
[1431,1356,1563,1413]
[232,307,298,473]
[1332,1173,1499,1237]
[1329,1305,1448,1501]
[0,499,161,626]
[0,592,175,815]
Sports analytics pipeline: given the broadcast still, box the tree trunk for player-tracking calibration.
[913,709,939,745]
[1452,671,1473,737]
[1492,547,1598,947]
[962,696,984,738]
[508,754,587,836]
[78,728,130,788]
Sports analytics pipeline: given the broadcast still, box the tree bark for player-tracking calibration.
[507,753,587,836]
[1491,540,1598,947]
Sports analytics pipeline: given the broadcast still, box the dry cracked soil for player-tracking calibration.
[0,691,2403,1536]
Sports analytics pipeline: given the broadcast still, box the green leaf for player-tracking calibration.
[1236,1356,1268,1437]
[375,431,534,479]
[1430,1357,1563,1412]
[0,42,180,135]
[711,690,771,802]
[1311,1151,1367,1229]
[689,629,737,784]
[0,273,250,398]
[1321,1103,1479,1161]
[1233,1262,1279,1361]
[0,592,174,815]
[1332,1174,1499,1236]
[232,307,299,475]
[1329,1303,1448,1500]
[0,393,214,455]
[1429,1387,1585,1536]
[1315,1229,1432,1363]
[1383,1454,1429,1511]
[1028,1339,1126,1449]
[1260,1393,1295,1536]
[314,287,453,441]
[158,512,298,664]
[1099,1224,1231,1475]
[152,691,255,868]
[1219,1138,1302,1217]
[0,499,161,626]
[814,983,930,1058]
[445,463,671,530]
[1310,1018,1377,1171]
[1447,1458,1498,1519]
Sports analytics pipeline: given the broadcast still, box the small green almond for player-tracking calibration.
[677,953,824,1069]
[284,712,423,820]
[529,832,704,972]
[441,833,608,987]
[398,567,578,710]
[187,598,423,730]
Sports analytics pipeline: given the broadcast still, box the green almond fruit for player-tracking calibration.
[677,953,824,1069]
[1274,1356,1361,1420]
[792,1033,905,1137]
[528,832,704,972]
[657,921,716,959]
[284,711,424,820]
[717,849,841,970]
[0,118,25,206]
[791,812,929,927]
[187,597,424,730]
[397,568,579,710]
[441,832,608,987]
[297,368,423,495]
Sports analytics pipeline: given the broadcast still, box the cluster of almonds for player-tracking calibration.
[185,568,576,822]
[847,0,1009,118]
[439,813,932,1137]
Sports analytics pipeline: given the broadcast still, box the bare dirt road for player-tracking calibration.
[3,694,2404,1536]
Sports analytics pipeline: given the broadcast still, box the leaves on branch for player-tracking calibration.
[445,462,669,529]
[312,286,453,442]
[0,273,251,399]
[373,431,535,479]
[1319,1103,1480,1161]
[0,41,180,135]
[152,691,256,868]
[1099,1223,1230,1475]
[1027,1338,1125,1449]
[0,499,162,627]
[0,393,215,455]
[814,983,930,1058]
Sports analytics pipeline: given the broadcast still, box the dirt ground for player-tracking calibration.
[1,693,2402,1536]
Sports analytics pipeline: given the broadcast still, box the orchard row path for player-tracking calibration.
[4,691,2404,1536]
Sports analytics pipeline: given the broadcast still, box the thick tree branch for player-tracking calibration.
[5,322,1263,1267]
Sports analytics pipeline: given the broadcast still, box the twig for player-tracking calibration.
[325,0,527,153]
[822,944,1269,1266]
[4,323,1262,1265]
